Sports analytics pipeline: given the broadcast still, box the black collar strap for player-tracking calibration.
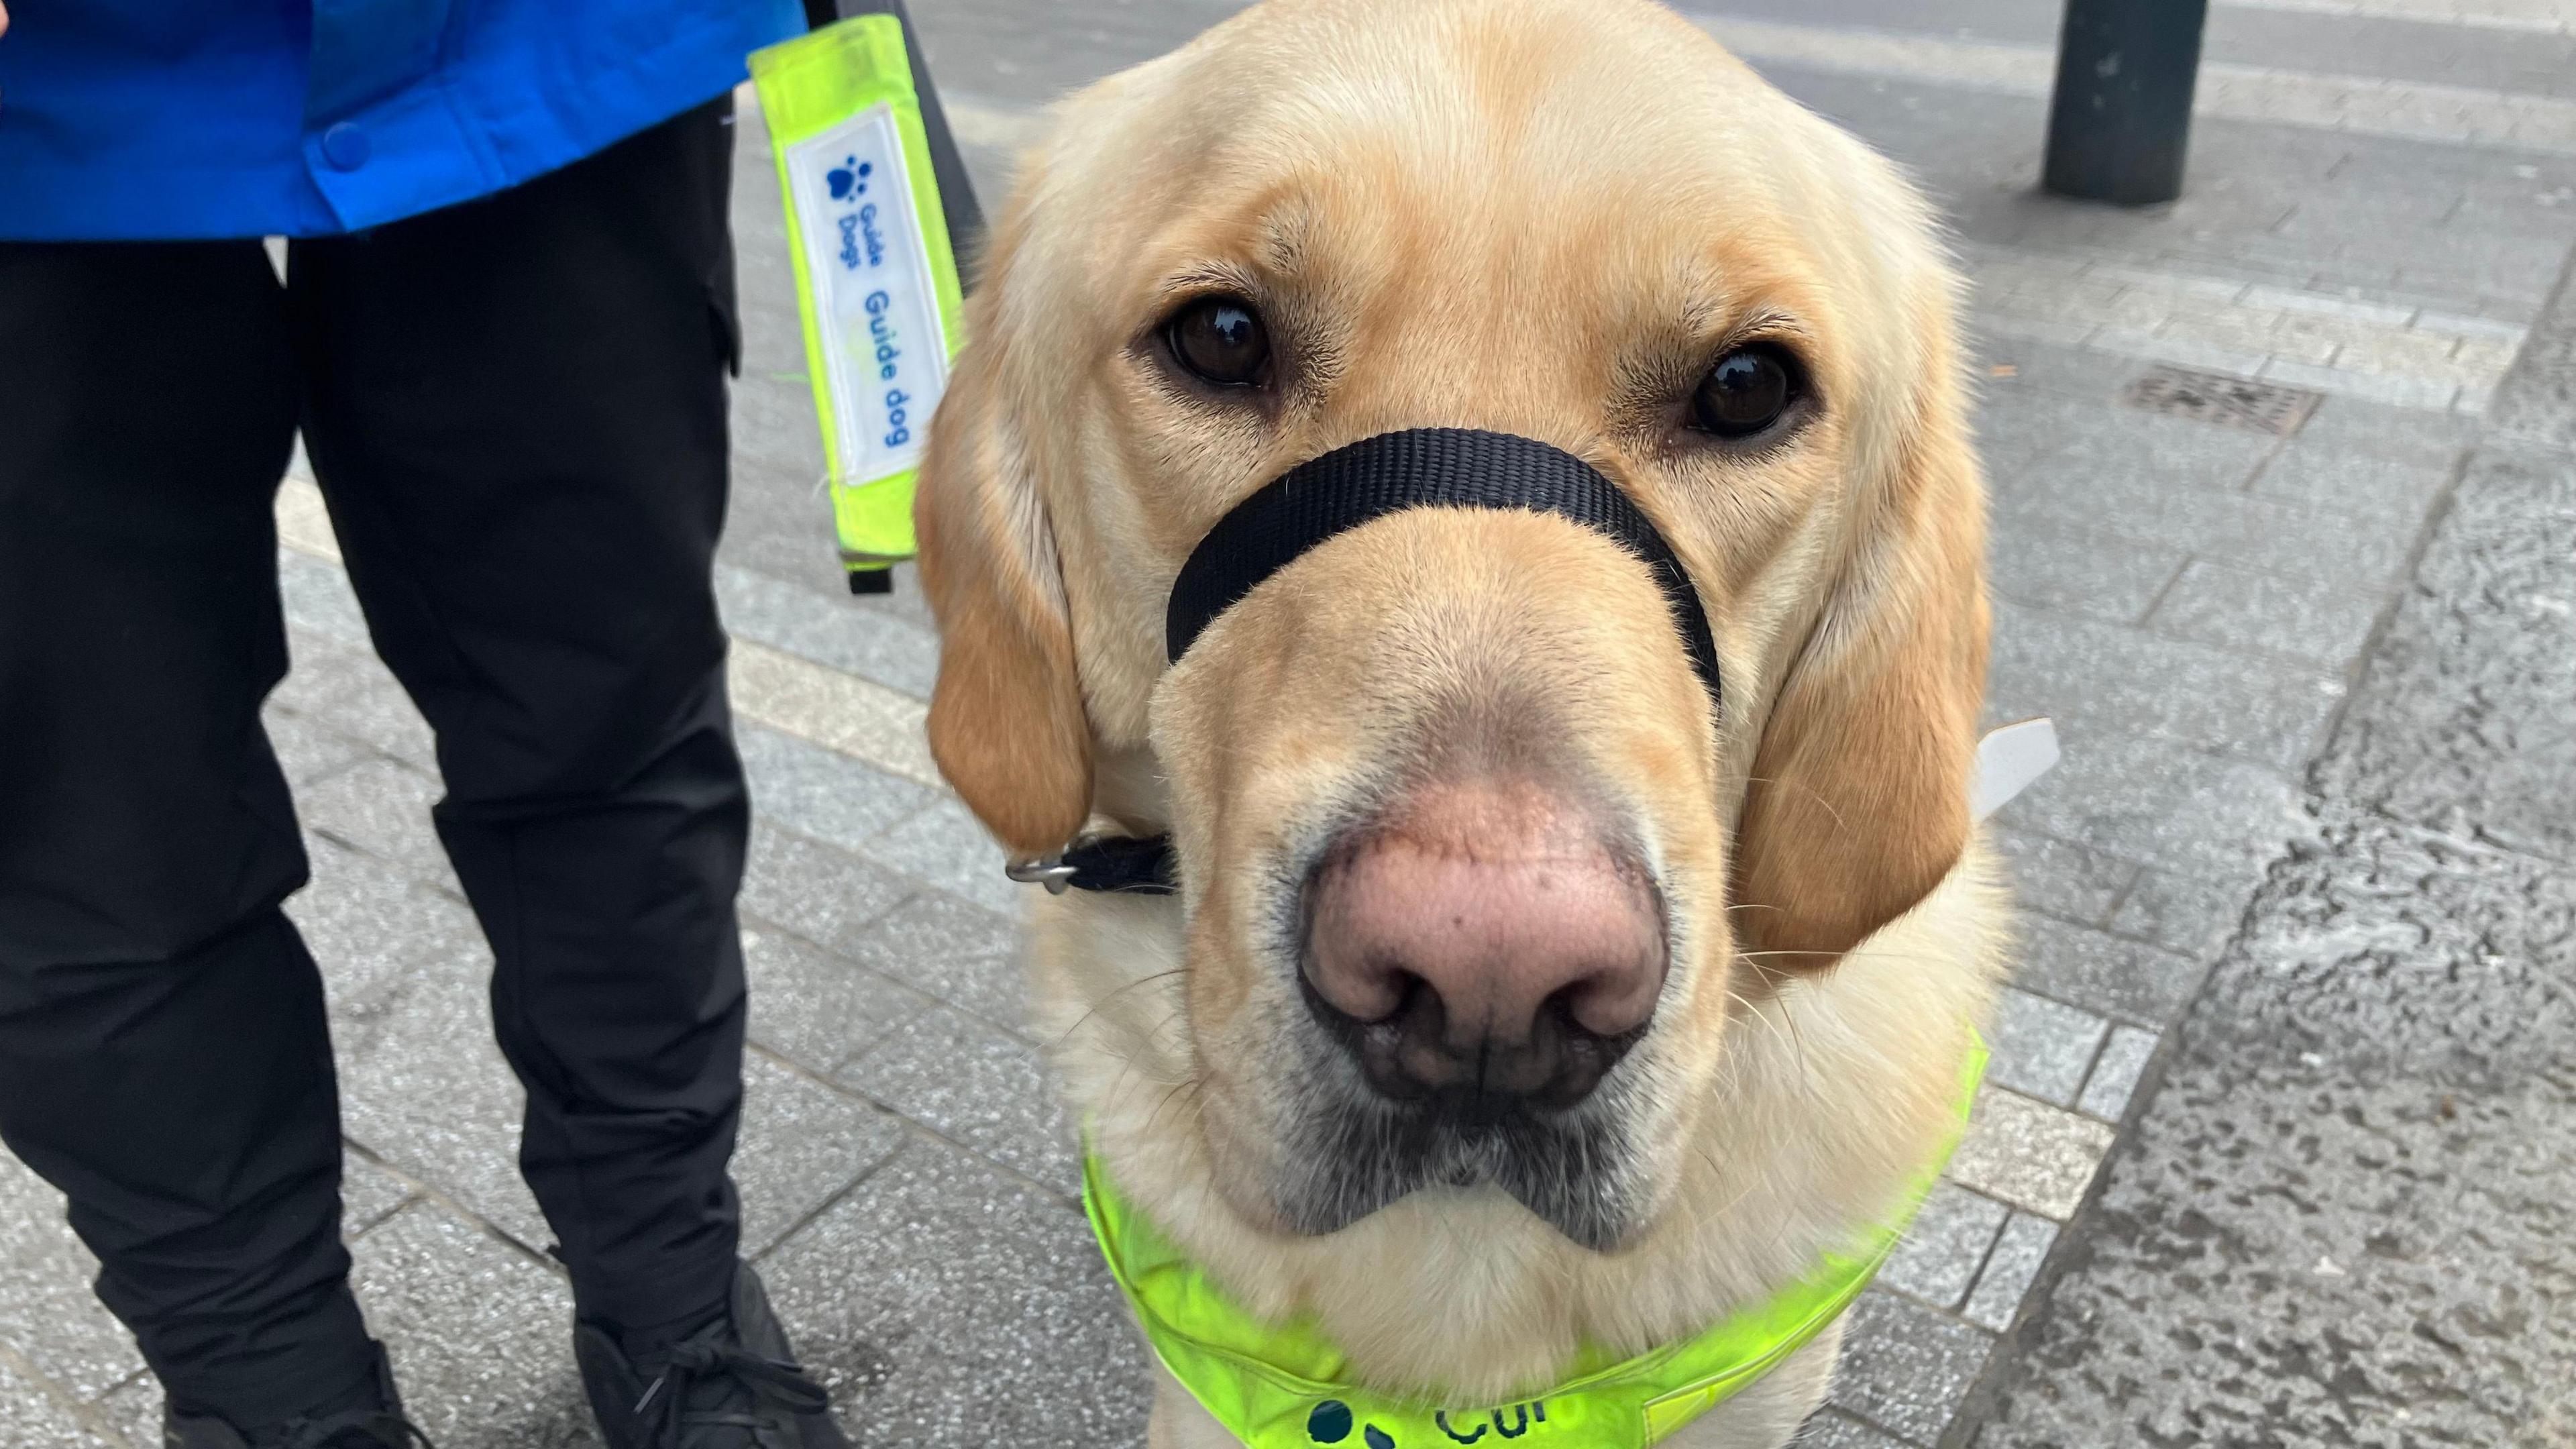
[1028,427,1723,897]
[1009,834,1183,894]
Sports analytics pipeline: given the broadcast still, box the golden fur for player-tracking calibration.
[914,1,2006,1442]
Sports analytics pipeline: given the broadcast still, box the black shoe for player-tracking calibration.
[574,1263,849,1449]
[162,1343,433,1449]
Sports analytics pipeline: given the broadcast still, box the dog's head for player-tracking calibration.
[918,0,1987,1251]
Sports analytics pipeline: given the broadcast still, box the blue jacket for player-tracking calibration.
[0,0,805,241]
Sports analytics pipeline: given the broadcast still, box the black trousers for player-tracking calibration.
[0,100,753,1427]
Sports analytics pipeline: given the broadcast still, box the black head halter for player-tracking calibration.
[1012,427,1721,896]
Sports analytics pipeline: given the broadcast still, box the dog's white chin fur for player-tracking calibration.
[1029,839,2007,1448]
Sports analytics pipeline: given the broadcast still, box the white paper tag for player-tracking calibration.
[781,103,951,488]
[1969,717,2059,824]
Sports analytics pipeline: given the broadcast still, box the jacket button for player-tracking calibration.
[320,123,372,172]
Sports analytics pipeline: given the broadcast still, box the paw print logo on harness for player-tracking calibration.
[826,156,873,201]
[1307,1399,1549,1446]
[1305,1403,1392,1448]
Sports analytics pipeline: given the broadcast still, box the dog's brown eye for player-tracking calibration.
[1691,346,1801,438]
[1167,296,1271,388]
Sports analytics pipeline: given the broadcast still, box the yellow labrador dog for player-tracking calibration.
[914,0,2004,1442]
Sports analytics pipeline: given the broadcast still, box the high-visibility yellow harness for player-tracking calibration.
[1083,1036,1986,1448]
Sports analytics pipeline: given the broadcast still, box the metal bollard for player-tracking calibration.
[2042,0,2210,205]
[806,0,989,280]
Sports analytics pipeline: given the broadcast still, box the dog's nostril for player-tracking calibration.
[1322,955,1419,1027]
[1554,957,1668,1040]
[1303,961,1648,1113]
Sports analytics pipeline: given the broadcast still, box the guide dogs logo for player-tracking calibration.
[1306,1399,1551,1446]
[827,154,890,273]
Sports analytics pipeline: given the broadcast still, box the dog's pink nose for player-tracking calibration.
[1303,780,1666,1111]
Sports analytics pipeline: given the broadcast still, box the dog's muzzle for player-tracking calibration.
[1005,427,1723,895]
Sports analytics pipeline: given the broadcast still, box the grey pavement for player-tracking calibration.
[5,1,2575,1445]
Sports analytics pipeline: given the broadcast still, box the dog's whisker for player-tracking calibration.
[1057,968,1191,1051]
[1142,1074,1206,1143]
[1737,772,1862,844]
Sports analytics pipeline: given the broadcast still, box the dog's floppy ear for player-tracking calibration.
[1731,359,1990,969]
[914,278,1094,859]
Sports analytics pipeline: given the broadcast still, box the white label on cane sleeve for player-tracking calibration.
[783,103,950,487]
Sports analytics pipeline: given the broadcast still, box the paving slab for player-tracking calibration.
[277,547,374,645]
[756,1140,1153,1446]
[331,935,548,1254]
[1984,989,2110,1107]
[342,1155,420,1238]
[1957,1215,2057,1334]
[1987,828,2137,932]
[721,374,844,599]
[858,798,1021,916]
[1981,512,2186,626]
[733,639,938,787]
[266,632,441,775]
[742,924,937,1078]
[289,833,485,1044]
[94,1373,171,1449]
[260,705,370,790]
[301,662,441,775]
[732,1054,909,1258]
[1879,1184,2010,1312]
[2315,444,2576,862]
[2295,391,2485,462]
[2005,912,2214,1030]
[264,629,379,722]
[835,1006,1082,1199]
[736,822,918,961]
[2246,430,2461,519]
[297,757,459,895]
[2146,558,2390,667]
[1947,1089,2121,1221]
[347,1204,601,1449]
[1996,731,2315,883]
[718,562,941,702]
[1829,1291,1998,1444]
[0,1353,118,1449]
[2492,252,2576,450]
[1988,601,2347,774]
[2100,865,2259,964]
[837,890,1034,1040]
[0,1156,144,1404]
[2072,1027,2160,1124]
[735,725,940,861]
